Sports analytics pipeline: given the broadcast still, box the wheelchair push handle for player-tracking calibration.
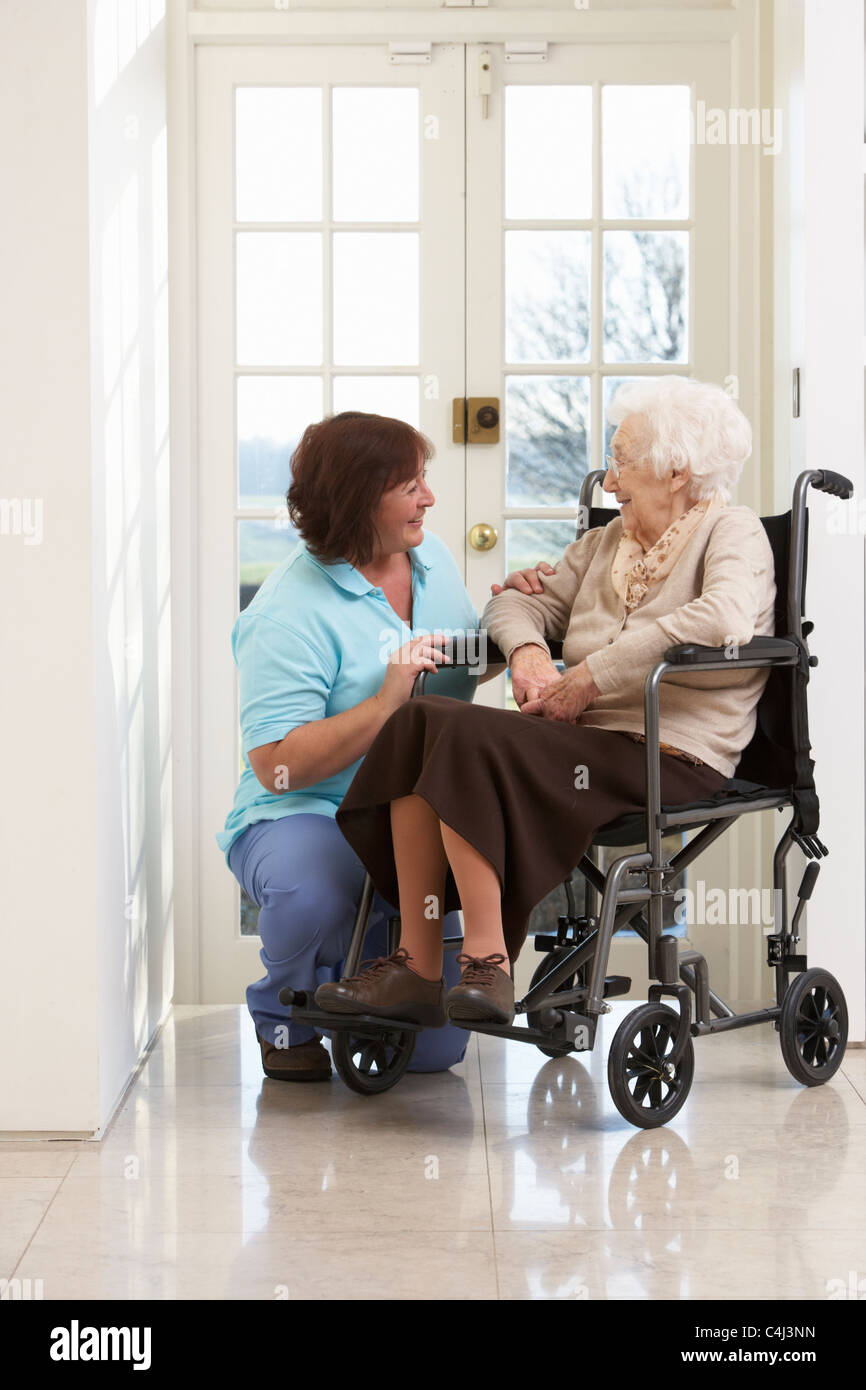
[809,469,853,500]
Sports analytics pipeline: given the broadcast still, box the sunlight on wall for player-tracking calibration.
[94,0,167,108]
[89,0,173,1119]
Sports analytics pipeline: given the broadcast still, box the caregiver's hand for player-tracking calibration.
[509,642,562,708]
[521,660,600,723]
[490,560,555,597]
[377,633,452,713]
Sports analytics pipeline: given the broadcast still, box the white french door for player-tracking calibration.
[196,43,467,999]
[194,38,735,1002]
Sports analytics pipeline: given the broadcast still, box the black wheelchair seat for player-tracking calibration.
[593,777,787,847]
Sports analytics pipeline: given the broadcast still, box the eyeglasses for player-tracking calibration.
[604,453,621,480]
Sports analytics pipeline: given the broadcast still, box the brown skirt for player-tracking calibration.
[336,695,728,962]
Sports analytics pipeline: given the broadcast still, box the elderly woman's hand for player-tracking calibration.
[509,643,562,708]
[521,660,600,723]
[490,561,556,597]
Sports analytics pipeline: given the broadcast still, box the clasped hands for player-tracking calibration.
[510,644,600,723]
[491,560,600,721]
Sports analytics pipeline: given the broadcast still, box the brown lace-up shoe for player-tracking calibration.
[256,1032,332,1082]
[445,952,515,1025]
[314,947,446,1027]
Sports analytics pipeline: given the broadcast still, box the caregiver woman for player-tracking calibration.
[216,412,479,1082]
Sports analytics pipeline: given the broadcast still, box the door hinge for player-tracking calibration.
[792,367,801,419]
[388,42,432,64]
[504,41,549,64]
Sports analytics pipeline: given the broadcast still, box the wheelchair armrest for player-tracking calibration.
[413,634,565,703]
[437,632,505,668]
[663,637,800,667]
[410,632,506,688]
[436,633,564,668]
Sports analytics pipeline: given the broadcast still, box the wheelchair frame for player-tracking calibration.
[281,468,852,1126]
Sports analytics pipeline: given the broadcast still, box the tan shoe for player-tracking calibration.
[256,1032,332,1082]
[315,947,446,1027]
[445,953,515,1025]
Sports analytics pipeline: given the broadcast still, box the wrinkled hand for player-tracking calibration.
[490,560,555,597]
[509,643,561,708]
[521,660,600,723]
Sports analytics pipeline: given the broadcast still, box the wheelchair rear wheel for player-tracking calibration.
[608,1003,694,1129]
[332,1027,416,1096]
[779,968,848,1087]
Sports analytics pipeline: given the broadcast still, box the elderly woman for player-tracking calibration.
[319,377,776,1027]
[217,411,483,1081]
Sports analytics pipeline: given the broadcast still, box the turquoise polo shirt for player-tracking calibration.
[216,530,478,860]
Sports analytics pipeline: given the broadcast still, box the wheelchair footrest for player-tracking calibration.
[603,975,632,998]
[287,1004,424,1036]
[450,1017,578,1053]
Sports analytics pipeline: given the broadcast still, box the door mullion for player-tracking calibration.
[591,80,604,474]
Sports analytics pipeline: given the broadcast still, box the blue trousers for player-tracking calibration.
[227,813,469,1072]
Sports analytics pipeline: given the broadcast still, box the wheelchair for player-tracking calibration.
[280,468,852,1129]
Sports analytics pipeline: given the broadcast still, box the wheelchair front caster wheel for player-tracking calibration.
[779,968,847,1087]
[608,1003,694,1129]
[332,1027,416,1096]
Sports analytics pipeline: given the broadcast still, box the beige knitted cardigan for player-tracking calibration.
[481,504,776,778]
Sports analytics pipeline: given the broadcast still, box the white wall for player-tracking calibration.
[797,0,866,1040]
[774,0,866,1041]
[0,0,101,1133]
[0,0,173,1133]
[88,0,174,1126]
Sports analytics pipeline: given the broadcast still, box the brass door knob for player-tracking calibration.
[469,522,498,552]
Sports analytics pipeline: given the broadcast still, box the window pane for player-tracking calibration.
[237,376,323,508]
[238,517,299,612]
[603,231,689,363]
[505,231,591,364]
[505,86,592,220]
[332,88,419,222]
[236,232,323,366]
[505,376,589,507]
[333,233,419,365]
[332,376,420,426]
[505,518,579,575]
[240,888,260,938]
[603,86,690,219]
[235,87,322,222]
[603,374,644,457]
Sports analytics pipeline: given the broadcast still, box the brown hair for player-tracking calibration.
[287,412,433,566]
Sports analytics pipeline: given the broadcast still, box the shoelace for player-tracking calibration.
[343,946,412,984]
[456,952,508,985]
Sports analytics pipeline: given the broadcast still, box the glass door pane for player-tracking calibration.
[465,43,728,622]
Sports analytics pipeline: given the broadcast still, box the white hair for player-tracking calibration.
[606,376,752,502]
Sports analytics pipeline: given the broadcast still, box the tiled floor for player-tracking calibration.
[3,1003,865,1300]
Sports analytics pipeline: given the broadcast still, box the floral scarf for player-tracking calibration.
[611,492,726,612]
